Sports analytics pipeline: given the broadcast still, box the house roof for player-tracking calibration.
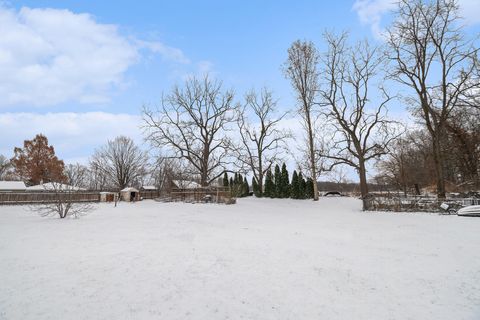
[26,182,85,191]
[120,187,139,192]
[141,185,157,190]
[172,180,201,189]
[0,181,26,191]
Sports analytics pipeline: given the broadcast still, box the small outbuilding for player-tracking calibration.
[100,192,117,202]
[120,187,140,202]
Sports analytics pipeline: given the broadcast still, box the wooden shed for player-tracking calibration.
[100,192,117,202]
[120,187,140,202]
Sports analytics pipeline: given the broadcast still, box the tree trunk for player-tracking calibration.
[306,113,319,201]
[432,136,446,199]
[359,160,369,211]
[258,172,264,196]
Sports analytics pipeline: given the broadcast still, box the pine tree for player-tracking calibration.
[291,170,299,199]
[281,163,290,198]
[243,177,249,197]
[274,164,281,198]
[223,172,229,187]
[234,172,239,185]
[264,169,274,198]
[305,177,314,199]
[229,177,234,195]
[299,171,306,199]
[252,177,261,197]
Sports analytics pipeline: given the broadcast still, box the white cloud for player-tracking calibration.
[353,0,480,38]
[0,112,144,164]
[0,6,194,108]
[459,0,480,25]
[352,0,396,39]
[136,40,190,64]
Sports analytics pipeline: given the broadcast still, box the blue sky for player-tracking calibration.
[1,0,479,178]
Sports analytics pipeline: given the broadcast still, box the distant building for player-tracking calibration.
[26,182,85,192]
[0,181,27,192]
[171,180,202,189]
[140,185,157,191]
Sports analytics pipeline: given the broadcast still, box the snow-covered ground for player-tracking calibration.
[1,197,479,319]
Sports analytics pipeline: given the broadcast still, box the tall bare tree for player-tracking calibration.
[235,88,290,195]
[376,130,436,196]
[90,136,149,190]
[283,40,320,200]
[64,163,90,189]
[386,0,480,198]
[142,75,236,187]
[318,32,401,209]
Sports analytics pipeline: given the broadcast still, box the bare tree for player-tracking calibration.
[0,155,12,180]
[377,130,436,196]
[90,136,149,190]
[386,0,480,198]
[444,106,480,187]
[142,75,236,187]
[64,163,90,189]
[87,164,110,191]
[149,155,182,193]
[235,88,290,194]
[318,32,402,210]
[33,165,94,219]
[283,40,320,200]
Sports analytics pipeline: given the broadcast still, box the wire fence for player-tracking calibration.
[366,195,480,212]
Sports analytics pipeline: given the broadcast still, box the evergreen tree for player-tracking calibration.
[223,172,229,187]
[291,170,299,199]
[234,172,239,185]
[281,163,290,198]
[252,177,261,197]
[243,177,250,197]
[299,171,306,199]
[274,164,281,198]
[305,177,314,199]
[264,169,274,198]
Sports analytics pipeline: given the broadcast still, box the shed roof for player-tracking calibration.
[120,187,139,192]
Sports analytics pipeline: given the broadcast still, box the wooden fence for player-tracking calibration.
[0,192,100,205]
[0,188,234,205]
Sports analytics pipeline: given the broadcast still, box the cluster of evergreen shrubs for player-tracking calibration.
[223,163,315,199]
[222,172,250,197]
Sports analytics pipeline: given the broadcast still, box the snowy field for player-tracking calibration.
[1,197,479,320]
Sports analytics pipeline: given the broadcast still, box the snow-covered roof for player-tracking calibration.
[0,181,26,191]
[172,180,201,189]
[141,185,157,190]
[26,182,85,191]
[120,187,139,192]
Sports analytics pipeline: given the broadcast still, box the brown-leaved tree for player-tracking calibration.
[11,134,66,185]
